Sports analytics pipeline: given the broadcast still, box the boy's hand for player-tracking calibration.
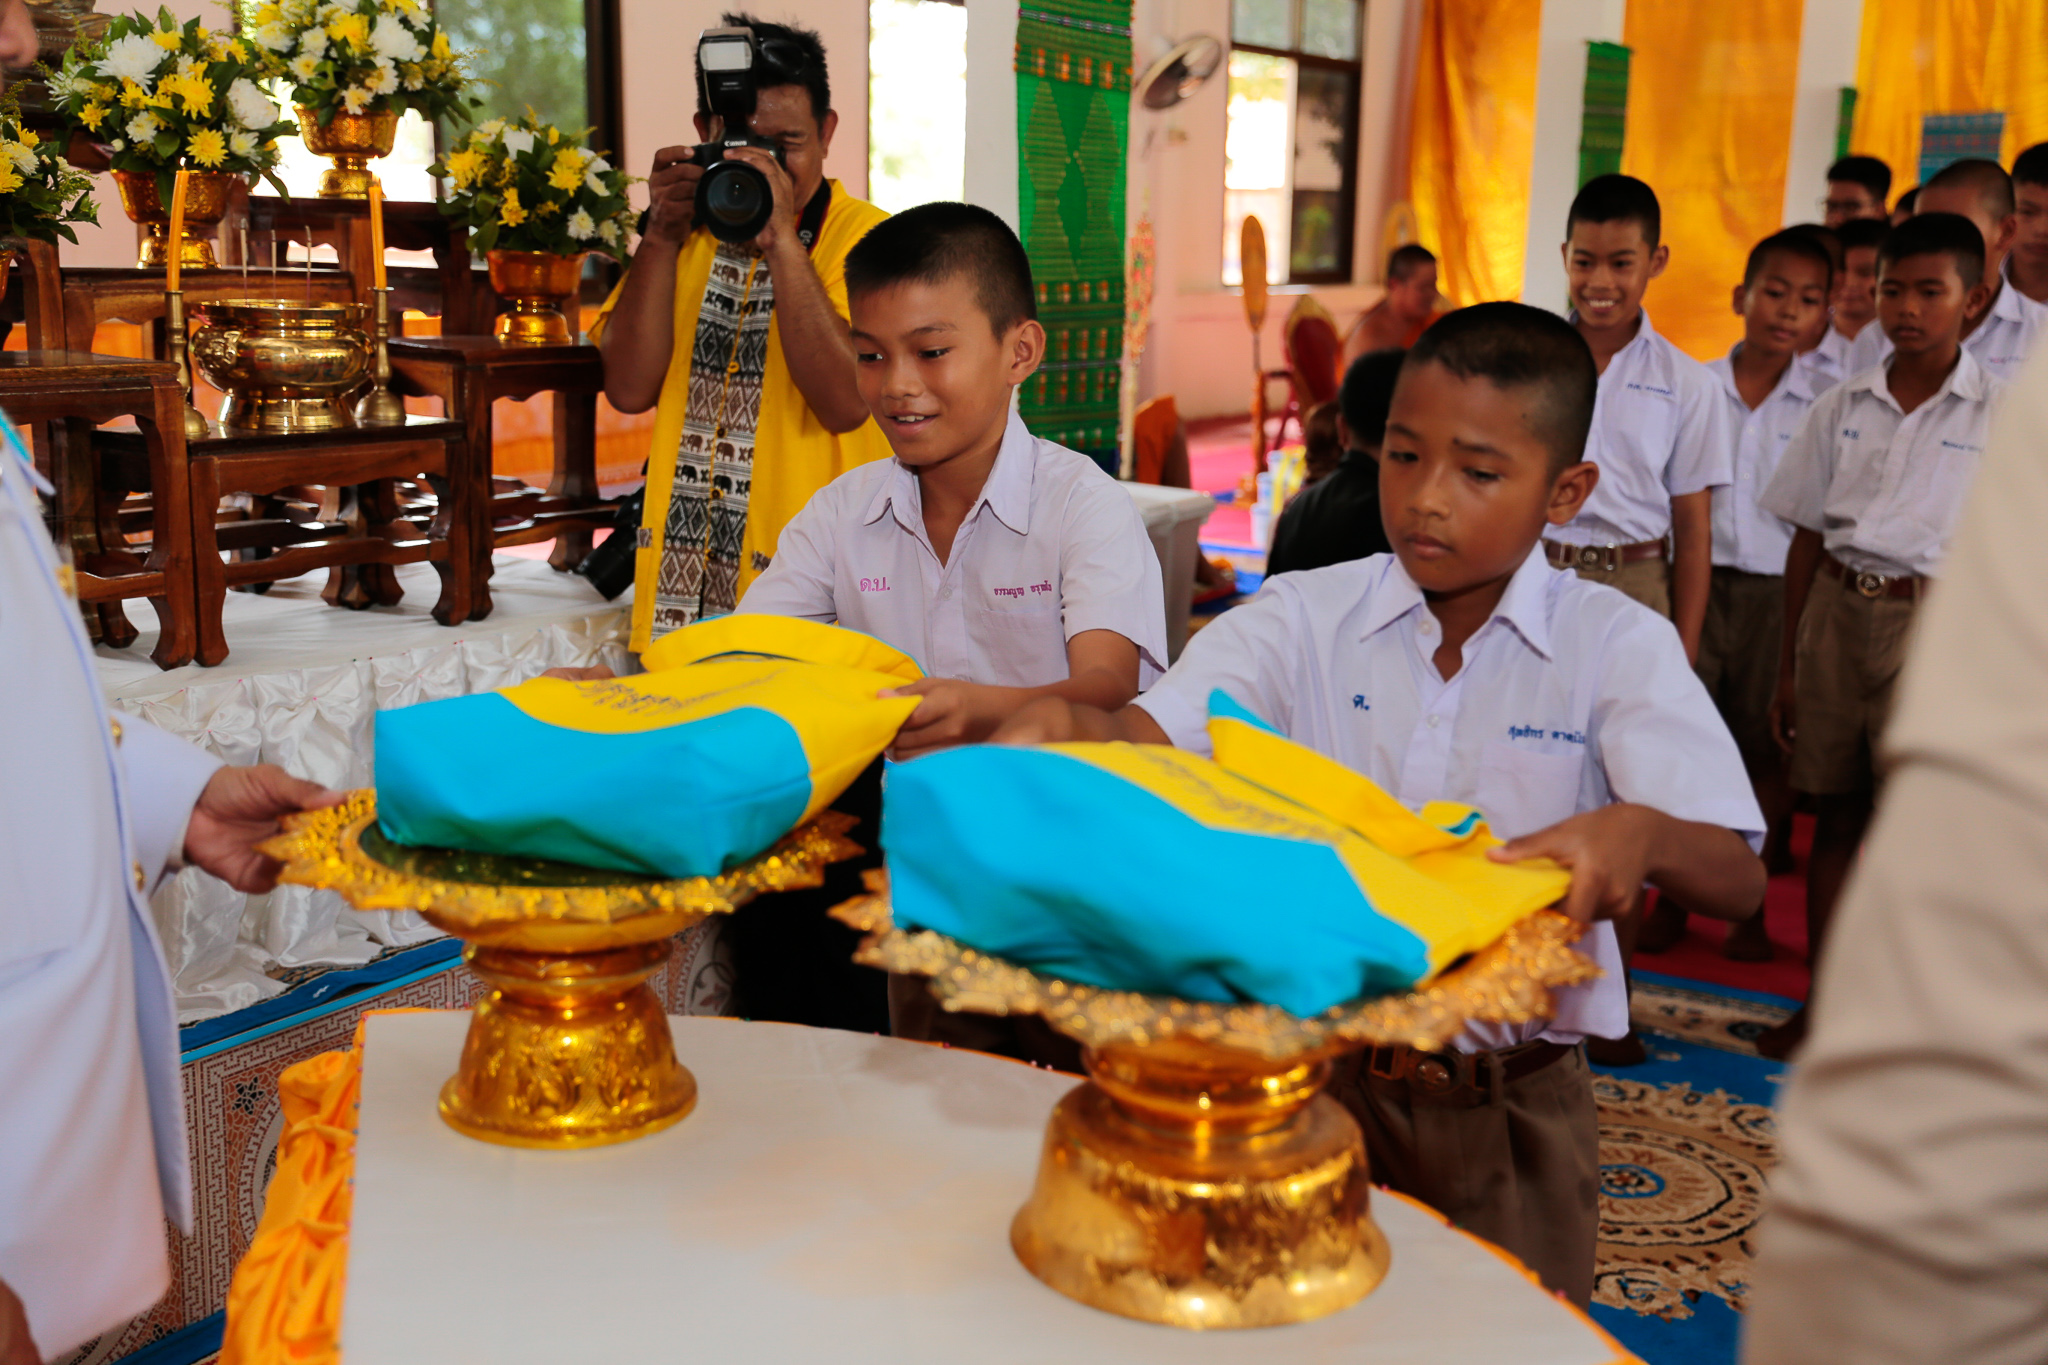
[990,696,1080,746]
[882,679,1007,759]
[1487,804,1663,925]
[538,664,616,682]
[184,766,346,894]
[1769,670,1796,754]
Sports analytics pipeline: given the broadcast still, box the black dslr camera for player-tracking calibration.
[690,26,783,243]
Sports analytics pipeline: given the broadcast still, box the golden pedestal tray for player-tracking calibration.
[262,791,861,1149]
[834,873,1597,1330]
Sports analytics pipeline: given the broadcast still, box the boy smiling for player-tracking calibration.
[996,304,1766,1301]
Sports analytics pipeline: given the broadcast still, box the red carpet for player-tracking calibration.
[1635,815,1813,1002]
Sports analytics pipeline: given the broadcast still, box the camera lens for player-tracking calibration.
[696,160,772,242]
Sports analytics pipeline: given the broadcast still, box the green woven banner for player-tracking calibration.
[1578,41,1629,187]
[1016,2,1131,468]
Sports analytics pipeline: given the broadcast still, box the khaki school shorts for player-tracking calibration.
[1790,568,1920,796]
[1696,567,1784,779]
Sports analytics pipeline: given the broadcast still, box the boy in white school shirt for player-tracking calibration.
[1546,174,1733,664]
[1642,230,1832,961]
[1844,159,2047,381]
[1757,212,2006,1058]
[996,304,1768,1304]
[1805,218,1887,389]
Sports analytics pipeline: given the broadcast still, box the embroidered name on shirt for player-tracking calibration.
[1508,724,1585,744]
[993,580,1054,599]
[1841,427,1861,440]
[1352,695,1369,710]
[1626,382,1675,397]
[858,576,891,592]
[1940,440,1981,453]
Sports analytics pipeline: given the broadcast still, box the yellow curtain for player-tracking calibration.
[1405,0,1542,306]
[1620,0,1806,361]
[1853,0,2048,181]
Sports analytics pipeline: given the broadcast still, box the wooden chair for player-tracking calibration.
[1259,295,1343,451]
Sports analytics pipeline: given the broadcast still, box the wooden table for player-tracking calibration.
[0,350,196,668]
[98,416,476,667]
[242,196,486,328]
[387,335,612,620]
[20,261,359,354]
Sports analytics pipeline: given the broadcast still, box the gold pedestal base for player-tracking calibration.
[140,226,218,270]
[218,392,356,433]
[493,303,574,346]
[1009,1039,1390,1328]
[317,160,378,200]
[439,939,698,1149]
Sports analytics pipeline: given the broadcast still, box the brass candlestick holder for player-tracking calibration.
[260,791,864,1149]
[354,287,407,426]
[834,873,1599,1330]
[163,290,210,440]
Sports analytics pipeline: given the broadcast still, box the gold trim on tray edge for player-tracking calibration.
[259,789,863,928]
[831,869,1600,1059]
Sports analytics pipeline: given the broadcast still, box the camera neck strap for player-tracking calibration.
[795,179,830,253]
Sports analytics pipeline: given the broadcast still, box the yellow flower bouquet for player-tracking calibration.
[434,113,637,261]
[47,8,295,197]
[0,108,98,246]
[249,0,475,127]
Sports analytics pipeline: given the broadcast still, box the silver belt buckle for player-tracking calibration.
[1577,545,1607,571]
[1853,570,1886,598]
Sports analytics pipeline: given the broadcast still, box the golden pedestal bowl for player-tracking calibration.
[190,300,374,433]
[263,791,862,1149]
[834,873,1597,1329]
[297,106,399,199]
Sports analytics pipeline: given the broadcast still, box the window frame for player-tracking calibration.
[1226,0,1365,287]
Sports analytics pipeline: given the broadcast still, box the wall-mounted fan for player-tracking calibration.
[1134,34,1224,111]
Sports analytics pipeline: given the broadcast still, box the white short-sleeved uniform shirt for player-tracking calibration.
[1760,350,2004,579]
[1844,276,2047,381]
[1549,311,1735,547]
[1706,346,1821,576]
[740,410,1168,686]
[1133,546,1764,1052]
[1804,326,1857,391]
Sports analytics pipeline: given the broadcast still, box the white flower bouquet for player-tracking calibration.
[249,0,475,126]
[434,113,637,262]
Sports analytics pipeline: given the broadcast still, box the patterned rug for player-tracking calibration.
[1590,971,1795,1365]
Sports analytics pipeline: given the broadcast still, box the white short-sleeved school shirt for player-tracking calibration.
[1804,326,1857,391]
[1843,276,2047,381]
[738,410,1168,686]
[1759,350,2004,579]
[1706,346,1821,576]
[1134,546,1764,1051]
[1548,311,1735,547]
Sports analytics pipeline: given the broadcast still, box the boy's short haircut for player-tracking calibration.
[700,12,830,122]
[1784,222,1844,275]
[1566,173,1662,248]
[1828,154,1893,203]
[1340,348,1405,449]
[845,202,1037,336]
[2015,142,2048,189]
[1894,185,1920,216]
[1403,303,1597,472]
[1746,228,1837,291]
[1836,217,1890,253]
[1923,157,2017,220]
[1880,212,1987,290]
[1386,243,1437,282]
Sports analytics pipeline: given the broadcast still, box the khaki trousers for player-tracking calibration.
[1330,1045,1601,1304]
[1569,555,1672,618]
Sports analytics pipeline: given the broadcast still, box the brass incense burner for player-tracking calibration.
[835,873,1597,1329]
[189,299,372,432]
[263,791,862,1149]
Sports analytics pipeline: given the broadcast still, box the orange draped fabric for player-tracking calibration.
[1405,0,1542,306]
[1621,0,1806,361]
[1852,0,2048,185]
[219,1011,439,1365]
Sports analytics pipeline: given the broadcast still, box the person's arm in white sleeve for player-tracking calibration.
[1054,479,1169,682]
[1759,396,1837,532]
[734,491,842,622]
[116,717,222,884]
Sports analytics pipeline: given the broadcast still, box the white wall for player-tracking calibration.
[962,0,1019,227]
[1519,0,1625,312]
[1131,0,1414,420]
[1781,0,1865,225]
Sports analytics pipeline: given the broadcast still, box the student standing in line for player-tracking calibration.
[2006,142,2048,305]
[1641,231,1833,960]
[1845,159,2047,381]
[1823,155,1894,228]
[1757,214,2005,1059]
[994,305,1766,1302]
[1807,218,1888,389]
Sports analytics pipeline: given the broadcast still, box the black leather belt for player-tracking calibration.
[1544,539,1666,573]
[1363,1039,1575,1097]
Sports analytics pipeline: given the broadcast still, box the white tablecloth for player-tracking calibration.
[346,1014,1635,1364]
[97,558,631,1018]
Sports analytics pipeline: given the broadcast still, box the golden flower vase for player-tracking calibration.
[261,791,864,1149]
[487,249,587,345]
[189,299,372,433]
[834,872,1598,1329]
[297,106,399,199]
[113,169,235,269]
